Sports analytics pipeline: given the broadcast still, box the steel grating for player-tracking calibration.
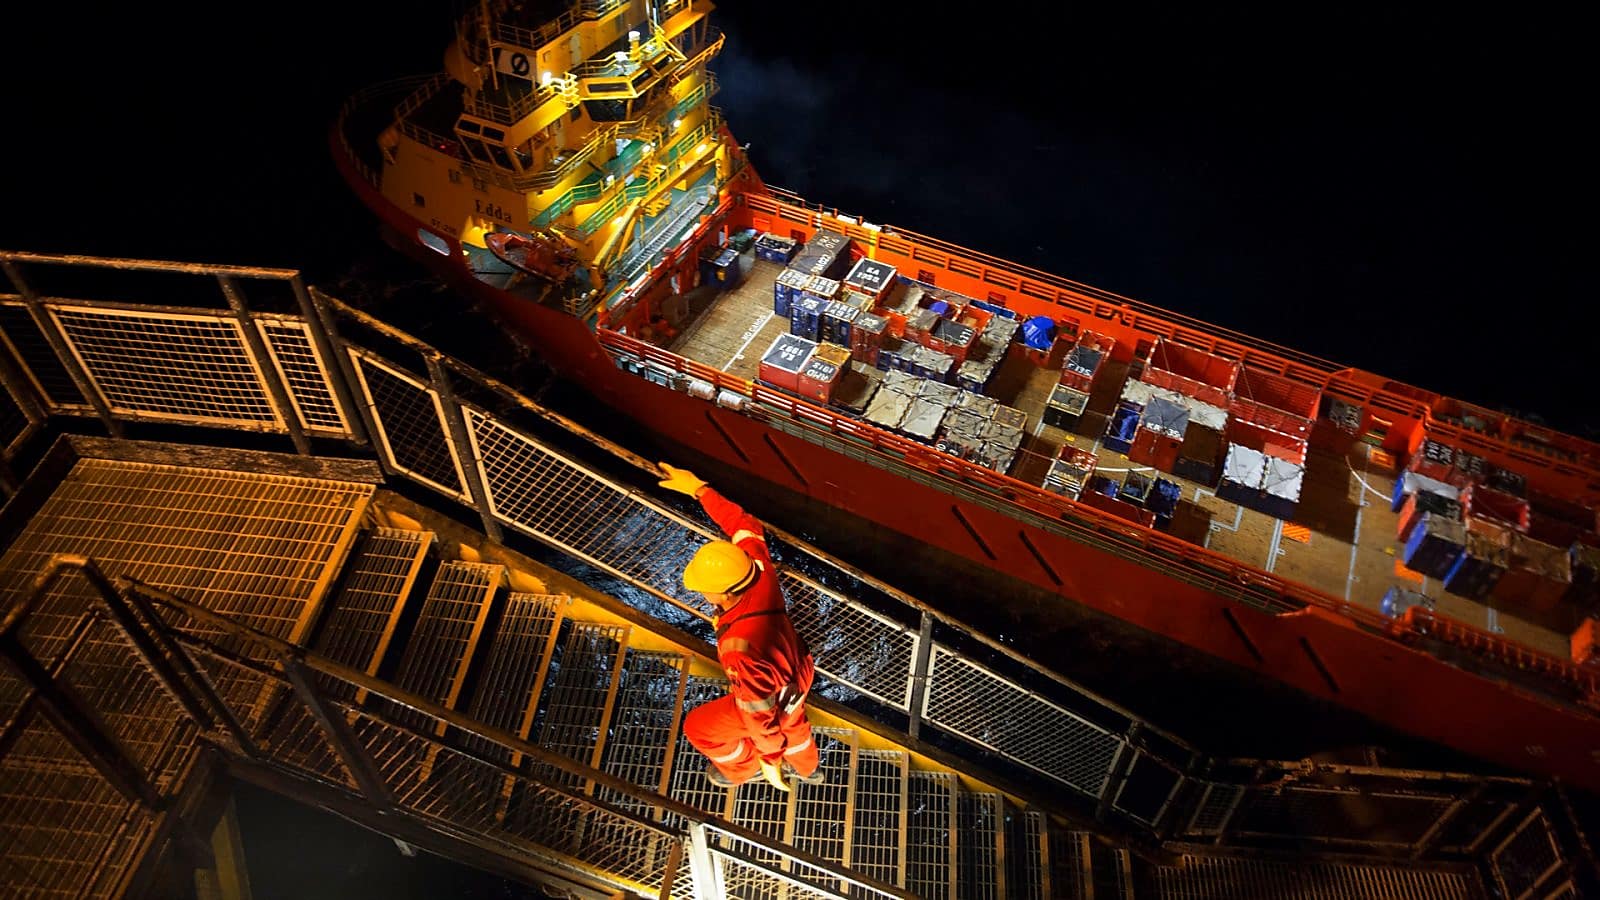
[729,778,792,896]
[1014,810,1046,900]
[906,771,957,900]
[596,649,687,816]
[849,747,905,894]
[1184,781,1243,837]
[257,319,349,434]
[380,561,501,733]
[666,676,735,825]
[958,790,1005,900]
[0,458,371,661]
[464,407,706,619]
[0,717,154,900]
[312,528,433,699]
[709,826,906,900]
[465,592,563,739]
[532,622,628,791]
[1149,854,1478,899]
[1047,830,1092,900]
[351,352,466,498]
[49,306,281,427]
[923,644,1121,797]
[782,575,917,711]
[788,727,856,892]
[1492,809,1563,900]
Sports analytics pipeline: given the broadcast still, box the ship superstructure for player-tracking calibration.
[328,0,1600,793]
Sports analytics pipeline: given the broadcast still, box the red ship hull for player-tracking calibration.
[334,139,1600,793]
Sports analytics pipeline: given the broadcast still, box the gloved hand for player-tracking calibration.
[658,462,708,498]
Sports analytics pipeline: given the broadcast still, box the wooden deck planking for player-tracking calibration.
[658,259,1573,656]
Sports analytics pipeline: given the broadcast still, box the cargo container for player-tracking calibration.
[1462,484,1531,533]
[788,230,851,279]
[802,274,842,305]
[1103,401,1143,454]
[1491,533,1574,615]
[831,366,879,416]
[773,267,811,316]
[1147,478,1183,524]
[928,317,977,365]
[759,333,817,394]
[1060,332,1113,393]
[1381,587,1435,619]
[1232,366,1322,421]
[1043,384,1090,430]
[821,300,860,346]
[698,245,741,290]
[900,395,949,443]
[1129,426,1182,474]
[1045,446,1098,499]
[1217,444,1267,509]
[755,232,799,264]
[1081,483,1157,528]
[811,342,851,369]
[1443,517,1511,601]
[1140,338,1238,409]
[1409,438,1457,482]
[1391,468,1459,513]
[955,390,998,419]
[797,357,843,404]
[1398,489,1463,543]
[1173,421,1224,487]
[1167,499,1213,545]
[1226,415,1309,467]
[1403,513,1467,580]
[850,313,887,368]
[1486,464,1528,497]
[973,440,1018,476]
[910,345,955,383]
[789,295,825,341]
[1121,471,1154,507]
[863,377,915,432]
[1260,455,1305,522]
[1572,617,1600,668]
[936,407,989,460]
[842,257,898,303]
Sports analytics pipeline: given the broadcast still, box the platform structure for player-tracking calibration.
[0,253,1593,898]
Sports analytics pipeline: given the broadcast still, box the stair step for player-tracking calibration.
[311,527,434,700]
[381,560,504,731]
[596,648,690,811]
[531,621,631,788]
[1010,810,1049,900]
[1047,830,1094,900]
[790,727,858,892]
[850,748,907,891]
[666,676,734,822]
[906,771,959,900]
[464,592,564,741]
[959,791,1007,900]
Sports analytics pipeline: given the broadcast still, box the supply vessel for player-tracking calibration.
[332,0,1600,789]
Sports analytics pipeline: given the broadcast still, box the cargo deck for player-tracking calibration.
[667,256,1572,660]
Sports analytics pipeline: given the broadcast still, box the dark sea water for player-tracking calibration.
[3,2,1593,895]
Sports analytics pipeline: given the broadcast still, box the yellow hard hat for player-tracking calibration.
[684,540,755,594]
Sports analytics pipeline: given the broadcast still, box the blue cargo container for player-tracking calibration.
[1147,478,1183,522]
[1402,513,1466,580]
[789,296,824,342]
[822,301,860,346]
[773,267,811,317]
[699,247,741,290]
[755,232,799,264]
[1103,401,1143,454]
[1442,553,1504,600]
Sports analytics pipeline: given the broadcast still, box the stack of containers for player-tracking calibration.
[1403,512,1467,579]
[758,333,817,393]
[841,258,898,305]
[773,268,811,316]
[1398,487,1462,543]
[1045,446,1098,499]
[1442,517,1510,601]
[1129,396,1190,473]
[976,404,1027,474]
[1174,420,1225,486]
[789,294,825,341]
[755,232,800,264]
[1048,332,1113,430]
[863,370,919,433]
[788,230,851,280]
[956,316,1018,394]
[1491,534,1574,616]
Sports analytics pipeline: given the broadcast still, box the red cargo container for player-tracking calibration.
[1462,484,1531,533]
[1081,487,1157,528]
[1141,339,1238,409]
[1060,332,1114,393]
[1226,416,1308,466]
[1233,366,1321,420]
[796,358,843,404]
[758,333,817,394]
[1490,533,1573,614]
[1573,617,1600,668]
[1129,426,1182,474]
[1408,438,1457,482]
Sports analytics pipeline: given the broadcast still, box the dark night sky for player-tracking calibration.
[0,2,1591,894]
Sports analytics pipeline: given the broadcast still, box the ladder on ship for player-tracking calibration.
[0,450,1543,899]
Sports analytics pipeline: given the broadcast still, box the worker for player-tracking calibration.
[658,461,824,790]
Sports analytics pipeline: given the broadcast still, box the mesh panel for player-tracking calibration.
[849,747,905,894]
[1185,781,1243,837]
[596,649,687,816]
[1150,854,1478,898]
[311,528,433,697]
[709,827,907,900]
[258,319,349,433]
[353,352,465,497]
[382,562,502,733]
[0,372,33,453]
[1232,786,1455,848]
[1013,811,1046,900]
[958,791,1004,900]
[783,575,917,711]
[906,771,957,900]
[924,644,1120,797]
[0,301,88,407]
[1047,830,1091,900]
[50,306,280,427]
[666,677,734,826]
[1492,810,1562,900]
[532,622,628,791]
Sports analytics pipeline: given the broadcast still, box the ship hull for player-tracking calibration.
[334,137,1600,792]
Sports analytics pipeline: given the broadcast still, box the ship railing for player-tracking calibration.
[739,190,1600,500]
[576,117,719,236]
[1396,607,1600,701]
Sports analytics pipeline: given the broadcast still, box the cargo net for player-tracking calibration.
[352,351,466,499]
[922,644,1120,798]
[258,319,350,434]
[50,305,281,427]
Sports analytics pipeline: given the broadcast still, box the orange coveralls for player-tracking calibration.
[683,488,820,783]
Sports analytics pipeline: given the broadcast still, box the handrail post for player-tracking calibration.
[217,274,310,455]
[426,354,503,542]
[282,655,397,814]
[906,611,935,740]
[0,259,123,437]
[685,822,726,900]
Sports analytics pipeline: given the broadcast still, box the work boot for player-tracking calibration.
[783,761,825,786]
[704,760,747,788]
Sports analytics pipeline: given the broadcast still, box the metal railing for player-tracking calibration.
[0,251,1585,871]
